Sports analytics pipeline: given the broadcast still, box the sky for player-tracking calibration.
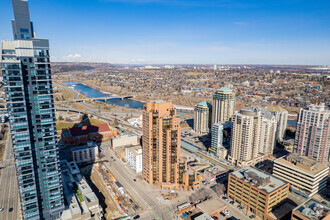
[0,0,330,65]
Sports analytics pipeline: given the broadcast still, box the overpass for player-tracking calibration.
[74,95,135,103]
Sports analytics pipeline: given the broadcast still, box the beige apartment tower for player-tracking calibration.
[194,101,212,134]
[212,87,236,124]
[228,106,277,167]
[267,105,288,142]
[142,101,200,190]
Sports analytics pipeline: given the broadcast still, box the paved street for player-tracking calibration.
[103,148,177,220]
[0,133,20,220]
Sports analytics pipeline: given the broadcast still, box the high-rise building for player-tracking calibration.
[194,101,212,134]
[142,101,200,190]
[266,105,288,142]
[210,122,231,156]
[294,104,329,164]
[228,106,277,167]
[212,87,236,125]
[1,1,64,219]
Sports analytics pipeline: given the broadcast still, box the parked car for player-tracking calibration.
[0,208,4,212]
[224,209,230,216]
[237,205,243,209]
[222,196,227,200]
[212,216,219,220]
[249,215,256,219]
[133,215,140,219]
[182,213,188,218]
[220,212,226,217]
[9,208,13,212]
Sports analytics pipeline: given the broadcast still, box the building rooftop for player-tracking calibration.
[218,87,232,92]
[294,198,330,220]
[68,123,112,137]
[239,106,274,120]
[127,145,142,156]
[275,154,329,175]
[231,166,288,194]
[197,101,212,108]
[197,198,226,215]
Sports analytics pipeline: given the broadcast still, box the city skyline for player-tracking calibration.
[0,0,330,65]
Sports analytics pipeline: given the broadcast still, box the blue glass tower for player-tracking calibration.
[1,0,64,219]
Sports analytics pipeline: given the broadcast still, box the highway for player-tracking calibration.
[103,148,176,220]
[0,132,20,220]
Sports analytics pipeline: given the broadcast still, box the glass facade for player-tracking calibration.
[1,1,64,219]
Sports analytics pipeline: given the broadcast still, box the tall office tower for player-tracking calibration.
[1,1,64,219]
[142,101,200,190]
[294,104,329,164]
[193,101,212,134]
[267,105,288,142]
[210,122,231,156]
[212,87,236,125]
[228,106,277,167]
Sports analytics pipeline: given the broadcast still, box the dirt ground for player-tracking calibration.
[89,167,124,220]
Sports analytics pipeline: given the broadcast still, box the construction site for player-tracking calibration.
[91,162,142,219]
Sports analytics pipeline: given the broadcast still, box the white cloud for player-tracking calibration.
[61,54,82,62]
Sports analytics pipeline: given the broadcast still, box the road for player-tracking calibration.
[0,132,20,220]
[103,148,176,220]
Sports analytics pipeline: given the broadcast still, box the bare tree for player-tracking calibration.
[214,183,226,196]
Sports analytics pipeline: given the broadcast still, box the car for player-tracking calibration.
[133,215,140,219]
[220,212,226,217]
[185,212,190,216]
[230,201,235,204]
[249,215,256,219]
[9,208,13,212]
[212,216,219,220]
[0,208,3,212]
[182,213,188,218]
[224,209,230,216]
[188,211,192,214]
[222,196,227,200]
[237,205,243,209]
[133,179,136,181]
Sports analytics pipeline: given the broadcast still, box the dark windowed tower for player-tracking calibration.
[1,0,64,219]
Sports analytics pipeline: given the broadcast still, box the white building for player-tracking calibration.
[71,142,98,164]
[266,105,288,142]
[125,146,142,173]
[111,133,138,149]
[273,154,329,198]
[194,102,212,134]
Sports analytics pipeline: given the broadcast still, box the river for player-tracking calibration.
[63,81,145,109]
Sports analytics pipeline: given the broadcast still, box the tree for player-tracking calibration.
[58,115,64,121]
[214,183,226,196]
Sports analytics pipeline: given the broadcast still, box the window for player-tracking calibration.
[20,28,29,33]
[21,34,30,39]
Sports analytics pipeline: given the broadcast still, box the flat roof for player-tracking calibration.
[275,154,329,176]
[231,166,288,194]
[294,198,330,220]
[127,145,142,156]
[197,198,226,215]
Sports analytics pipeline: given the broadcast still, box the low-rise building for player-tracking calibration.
[204,166,229,182]
[273,154,329,198]
[228,166,290,219]
[125,145,143,173]
[196,198,227,217]
[62,123,117,145]
[60,161,103,220]
[71,142,99,165]
[291,198,330,220]
[111,133,138,149]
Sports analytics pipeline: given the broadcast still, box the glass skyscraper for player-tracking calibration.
[1,0,64,219]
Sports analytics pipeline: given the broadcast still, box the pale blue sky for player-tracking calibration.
[0,0,329,65]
